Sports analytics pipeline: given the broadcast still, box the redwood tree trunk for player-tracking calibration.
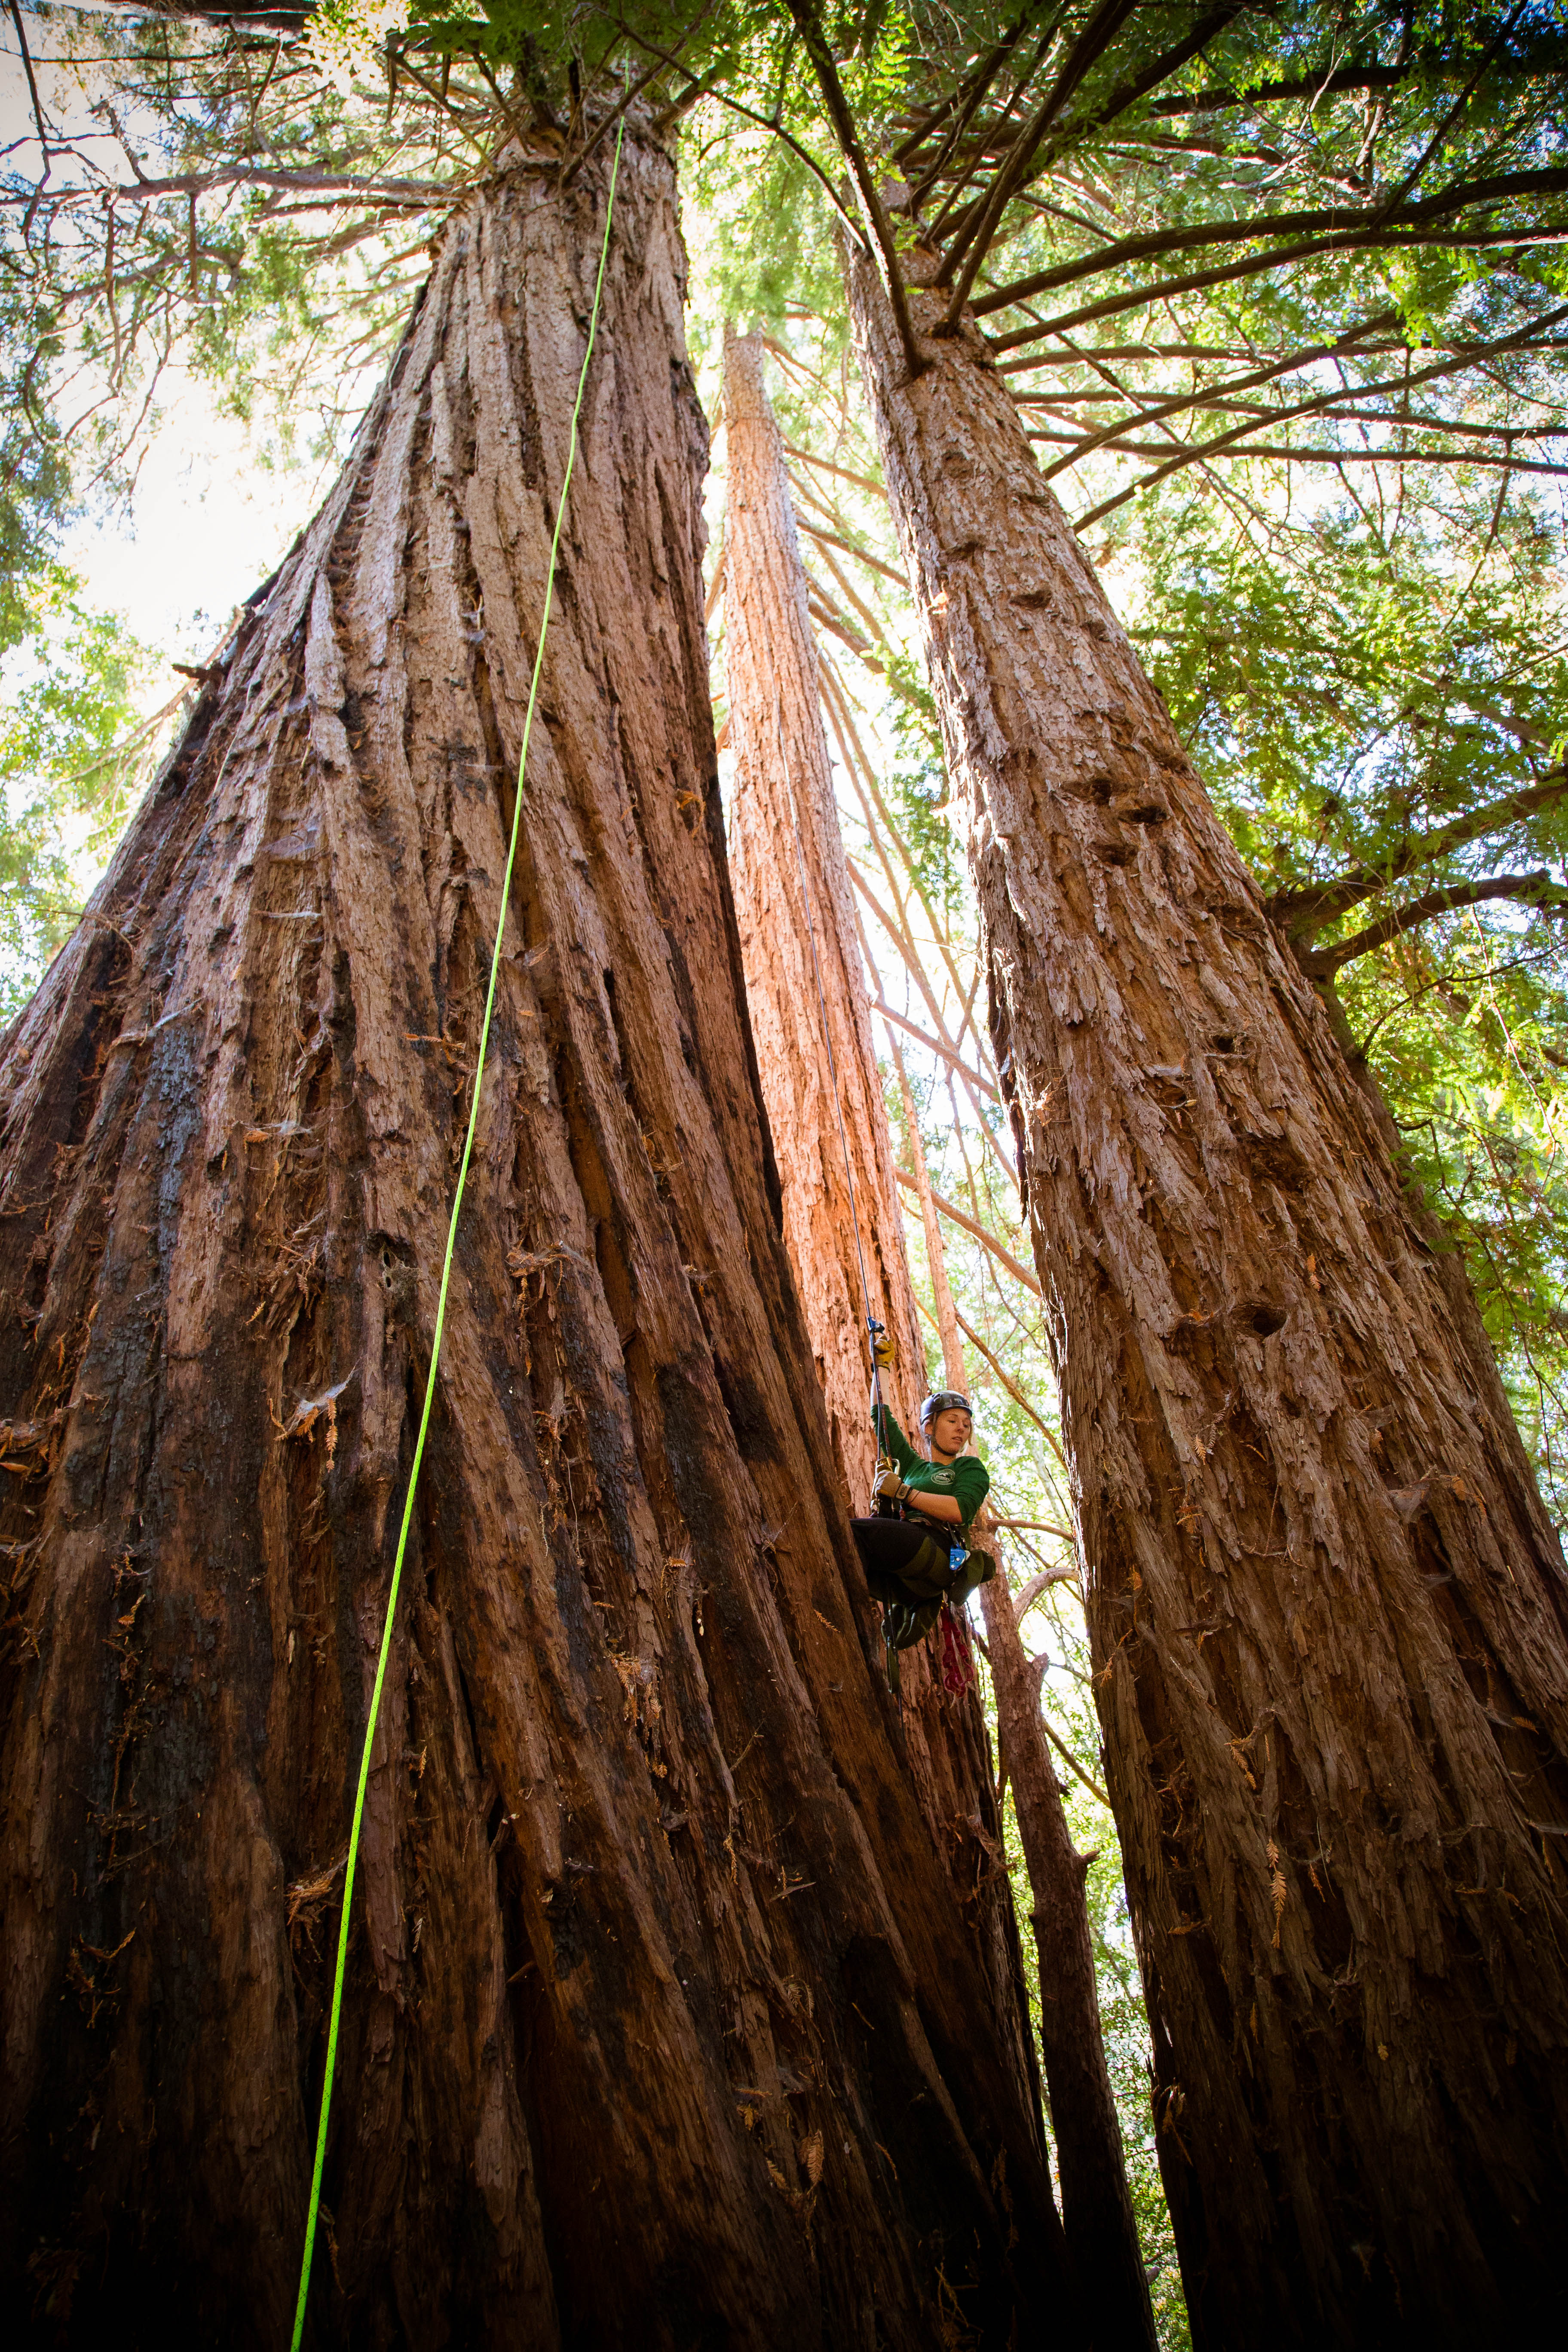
[847,237,1568,2347]
[718,322,1044,2165]
[0,138,1083,2351]
[982,1568,1157,2352]
[720,329,922,1512]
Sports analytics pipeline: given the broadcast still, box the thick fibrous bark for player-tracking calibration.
[719,323,1043,2165]
[0,140,1081,2350]
[847,238,1568,2347]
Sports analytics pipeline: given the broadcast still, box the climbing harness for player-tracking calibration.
[289,117,626,2351]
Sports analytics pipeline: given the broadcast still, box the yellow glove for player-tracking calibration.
[871,1328,897,1369]
[873,1461,909,1504]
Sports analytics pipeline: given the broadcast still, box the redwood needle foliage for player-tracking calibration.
[1127,471,1568,1509]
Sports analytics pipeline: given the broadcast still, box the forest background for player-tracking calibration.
[4,3,1567,2339]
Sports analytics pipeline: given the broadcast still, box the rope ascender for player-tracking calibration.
[289,115,626,2349]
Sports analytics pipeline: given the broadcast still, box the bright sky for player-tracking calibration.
[63,390,328,672]
[1,9,328,668]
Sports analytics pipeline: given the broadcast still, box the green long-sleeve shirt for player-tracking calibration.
[873,1407,990,1530]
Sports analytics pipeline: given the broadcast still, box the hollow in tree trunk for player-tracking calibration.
[0,139,1083,2352]
[846,233,1568,2349]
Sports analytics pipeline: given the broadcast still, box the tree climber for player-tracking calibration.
[852,1341,995,1679]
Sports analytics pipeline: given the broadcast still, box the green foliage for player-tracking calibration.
[0,291,69,658]
[0,567,163,1022]
[1346,922,1568,1511]
[886,693,964,919]
[1126,473,1568,1516]
[1128,478,1568,902]
[686,131,845,349]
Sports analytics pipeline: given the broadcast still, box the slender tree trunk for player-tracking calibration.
[720,328,921,1513]
[0,139,1084,2352]
[897,1044,1156,2352]
[717,322,1046,2167]
[981,1570,1158,2352]
[846,236,1568,2348]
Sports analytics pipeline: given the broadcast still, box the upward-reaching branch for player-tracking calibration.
[1268,771,1568,943]
[783,0,929,380]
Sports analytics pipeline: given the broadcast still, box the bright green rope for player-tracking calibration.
[289,119,626,2349]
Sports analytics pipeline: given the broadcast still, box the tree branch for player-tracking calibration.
[988,228,1568,354]
[1036,306,1399,477]
[9,162,462,214]
[1302,872,1568,976]
[1037,1710,1112,1810]
[1069,299,1568,526]
[784,0,928,380]
[1267,772,1568,942]
[935,0,1142,316]
[933,1,1250,286]
[784,441,888,502]
[902,7,1037,199]
[8,0,52,169]
[949,1301,1067,1470]
[793,510,906,586]
[822,664,955,978]
[971,167,1568,318]
[561,2,717,185]
[872,998,1000,1099]
[898,1170,1041,1296]
[613,23,862,239]
[1145,58,1563,116]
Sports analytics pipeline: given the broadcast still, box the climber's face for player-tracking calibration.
[929,1406,972,1460]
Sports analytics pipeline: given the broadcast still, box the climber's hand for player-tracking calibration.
[870,1328,897,1369]
[873,1461,908,1504]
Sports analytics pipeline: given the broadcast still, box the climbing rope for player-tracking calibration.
[289,118,625,2349]
[772,698,888,1462]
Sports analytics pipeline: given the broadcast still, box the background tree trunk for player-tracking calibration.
[721,324,922,1507]
[718,320,1045,2168]
[899,1069,1156,2352]
[0,138,1083,2352]
[846,236,1568,2348]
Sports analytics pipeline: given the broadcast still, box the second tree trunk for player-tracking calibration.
[847,235,1568,2349]
[719,320,1044,2154]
